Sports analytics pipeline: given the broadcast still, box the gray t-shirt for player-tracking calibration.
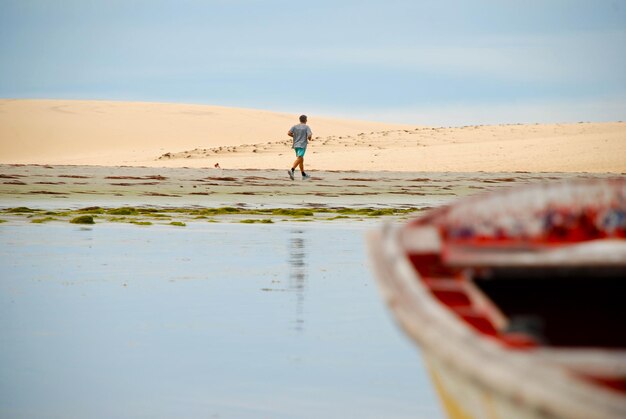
[289,124,312,148]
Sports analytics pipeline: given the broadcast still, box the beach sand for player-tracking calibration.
[1,99,624,173]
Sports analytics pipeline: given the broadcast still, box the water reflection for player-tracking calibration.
[288,229,307,331]
[0,223,443,418]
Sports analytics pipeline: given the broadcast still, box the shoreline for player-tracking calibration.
[3,161,625,174]
[0,205,423,226]
[1,164,620,224]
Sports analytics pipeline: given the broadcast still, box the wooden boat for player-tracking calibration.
[369,179,626,419]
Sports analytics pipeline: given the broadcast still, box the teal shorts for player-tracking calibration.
[294,147,306,157]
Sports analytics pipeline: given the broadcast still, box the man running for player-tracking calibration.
[287,114,312,180]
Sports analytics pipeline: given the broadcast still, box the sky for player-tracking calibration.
[1,0,625,125]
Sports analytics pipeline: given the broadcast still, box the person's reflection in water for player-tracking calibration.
[288,229,307,332]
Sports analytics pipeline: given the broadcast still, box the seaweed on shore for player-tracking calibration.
[334,208,396,216]
[43,210,70,216]
[107,217,128,222]
[2,205,423,225]
[130,221,152,226]
[106,207,163,216]
[70,215,95,224]
[78,206,105,214]
[239,219,274,224]
[107,207,138,216]
[148,214,171,219]
[269,208,314,217]
[328,215,350,220]
[31,217,58,224]
[5,207,38,213]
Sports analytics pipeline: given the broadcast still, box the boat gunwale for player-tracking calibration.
[368,222,626,419]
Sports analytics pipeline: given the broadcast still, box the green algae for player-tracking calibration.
[105,216,153,226]
[217,207,240,214]
[31,217,58,224]
[78,206,105,214]
[70,215,95,224]
[130,221,152,226]
[107,217,127,222]
[188,207,243,216]
[328,215,350,220]
[136,208,160,214]
[335,208,397,216]
[169,221,186,227]
[147,213,171,219]
[3,205,423,226]
[107,207,138,216]
[368,210,393,217]
[102,206,417,218]
[41,210,72,217]
[5,207,38,213]
[0,219,7,223]
[269,208,314,217]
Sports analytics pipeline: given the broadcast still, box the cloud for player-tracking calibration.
[322,97,626,126]
[281,30,626,85]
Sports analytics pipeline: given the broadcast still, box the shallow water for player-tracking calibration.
[0,221,442,419]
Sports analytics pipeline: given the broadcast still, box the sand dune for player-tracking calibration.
[0,99,412,166]
[1,99,624,172]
